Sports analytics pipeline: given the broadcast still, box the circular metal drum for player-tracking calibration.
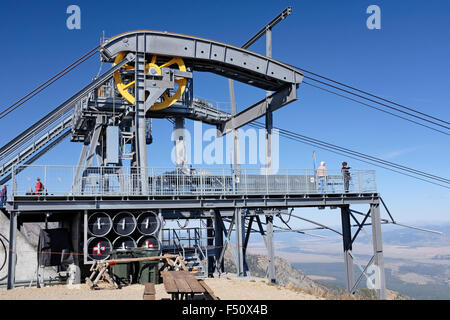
[87,237,112,261]
[136,211,160,235]
[88,212,112,237]
[137,235,160,250]
[112,211,136,236]
[112,236,137,251]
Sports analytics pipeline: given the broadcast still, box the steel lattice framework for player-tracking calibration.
[2,8,390,299]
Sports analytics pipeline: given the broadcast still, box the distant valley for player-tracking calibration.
[247,223,450,299]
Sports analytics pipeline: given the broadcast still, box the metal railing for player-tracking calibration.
[9,165,377,197]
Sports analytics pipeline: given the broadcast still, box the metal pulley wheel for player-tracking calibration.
[113,52,187,111]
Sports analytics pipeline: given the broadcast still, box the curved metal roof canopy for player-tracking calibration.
[100,30,303,91]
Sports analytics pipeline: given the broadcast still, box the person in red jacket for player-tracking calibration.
[35,178,44,195]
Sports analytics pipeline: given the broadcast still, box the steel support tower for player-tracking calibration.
[1,22,388,299]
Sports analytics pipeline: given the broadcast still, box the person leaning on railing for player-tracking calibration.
[341,162,351,193]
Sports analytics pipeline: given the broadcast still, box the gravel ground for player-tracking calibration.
[0,277,321,300]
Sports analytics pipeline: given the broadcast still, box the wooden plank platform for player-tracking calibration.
[161,270,216,300]
[161,271,178,293]
[174,271,205,293]
[198,279,219,300]
[143,283,156,300]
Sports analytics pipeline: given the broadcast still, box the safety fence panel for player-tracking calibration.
[10,165,377,197]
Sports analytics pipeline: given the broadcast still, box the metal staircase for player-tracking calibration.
[161,226,214,277]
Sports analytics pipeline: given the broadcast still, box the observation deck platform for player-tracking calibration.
[6,166,379,220]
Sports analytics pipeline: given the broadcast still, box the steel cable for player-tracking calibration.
[0,46,100,119]
[284,61,450,128]
[300,75,449,131]
[248,122,450,189]
[303,81,450,136]
[252,121,450,183]
[296,67,450,126]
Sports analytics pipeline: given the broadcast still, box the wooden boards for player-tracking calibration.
[162,270,205,293]
[161,270,221,300]
[143,282,156,300]
[198,279,219,300]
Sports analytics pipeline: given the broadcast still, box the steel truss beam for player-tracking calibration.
[100,31,303,92]
[242,7,293,49]
[219,84,297,136]
[340,205,387,299]
[8,193,380,213]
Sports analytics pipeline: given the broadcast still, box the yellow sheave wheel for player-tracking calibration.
[113,52,187,111]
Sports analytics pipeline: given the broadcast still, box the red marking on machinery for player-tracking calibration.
[142,240,154,248]
[93,243,106,255]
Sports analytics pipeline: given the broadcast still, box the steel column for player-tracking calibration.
[73,142,88,189]
[158,209,163,244]
[214,209,224,272]
[370,203,387,299]
[228,79,240,172]
[265,28,273,175]
[85,118,103,168]
[341,205,355,294]
[83,210,88,264]
[7,211,18,289]
[134,45,148,193]
[207,215,214,276]
[243,215,254,274]
[235,208,245,276]
[266,215,276,283]
[173,117,186,168]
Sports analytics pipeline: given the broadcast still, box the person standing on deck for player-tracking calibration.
[341,162,351,193]
[0,185,7,207]
[35,178,44,195]
[316,161,328,193]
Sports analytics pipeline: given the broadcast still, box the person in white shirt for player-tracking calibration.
[316,161,328,193]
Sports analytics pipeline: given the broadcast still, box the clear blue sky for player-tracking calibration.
[0,0,449,227]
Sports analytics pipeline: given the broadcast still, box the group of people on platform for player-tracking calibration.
[316,161,352,193]
[0,178,44,207]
